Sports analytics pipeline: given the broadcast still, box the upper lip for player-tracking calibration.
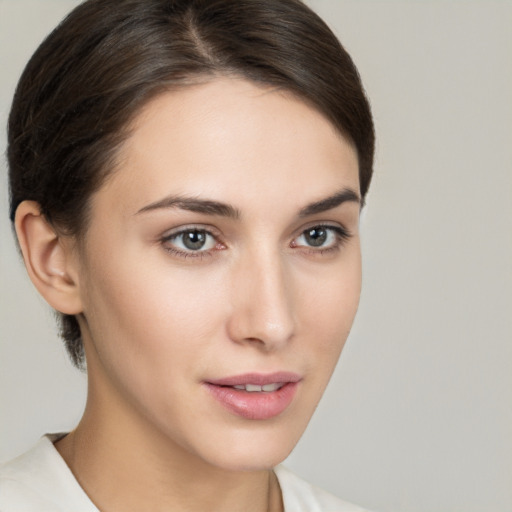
[206,372,302,387]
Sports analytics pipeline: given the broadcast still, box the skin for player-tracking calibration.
[16,78,361,512]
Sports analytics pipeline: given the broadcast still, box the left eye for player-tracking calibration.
[164,229,217,252]
[293,226,342,249]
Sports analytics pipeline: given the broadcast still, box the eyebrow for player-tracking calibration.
[136,195,241,219]
[298,188,361,217]
[135,187,360,219]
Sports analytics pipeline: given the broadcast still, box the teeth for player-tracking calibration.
[232,383,284,392]
[262,383,282,392]
[246,384,262,392]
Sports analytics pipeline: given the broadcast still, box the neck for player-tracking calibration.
[55,379,283,512]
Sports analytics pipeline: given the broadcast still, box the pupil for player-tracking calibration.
[183,230,206,250]
[306,227,327,247]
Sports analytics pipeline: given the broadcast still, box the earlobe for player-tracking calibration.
[14,200,83,315]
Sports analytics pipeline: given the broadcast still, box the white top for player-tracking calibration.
[0,435,368,512]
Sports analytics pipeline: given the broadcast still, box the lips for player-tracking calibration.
[204,372,301,420]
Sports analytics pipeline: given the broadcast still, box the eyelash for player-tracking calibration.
[160,224,352,260]
[292,225,352,255]
[161,226,222,260]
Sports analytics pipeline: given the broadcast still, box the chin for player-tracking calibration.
[204,443,295,473]
[186,417,308,472]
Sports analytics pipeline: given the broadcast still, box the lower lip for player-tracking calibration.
[204,382,299,420]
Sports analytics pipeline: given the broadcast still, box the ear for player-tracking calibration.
[14,200,83,315]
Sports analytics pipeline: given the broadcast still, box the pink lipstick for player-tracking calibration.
[204,372,301,420]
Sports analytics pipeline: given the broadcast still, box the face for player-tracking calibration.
[75,78,361,471]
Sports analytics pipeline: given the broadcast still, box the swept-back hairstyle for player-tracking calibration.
[8,0,374,368]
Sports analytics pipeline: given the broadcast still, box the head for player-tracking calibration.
[8,0,374,469]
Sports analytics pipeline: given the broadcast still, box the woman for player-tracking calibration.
[1,0,374,510]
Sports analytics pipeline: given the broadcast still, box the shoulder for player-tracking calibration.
[0,434,98,512]
[274,465,370,512]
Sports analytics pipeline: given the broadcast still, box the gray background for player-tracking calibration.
[1,1,511,511]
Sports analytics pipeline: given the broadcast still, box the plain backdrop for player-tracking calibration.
[1,1,511,511]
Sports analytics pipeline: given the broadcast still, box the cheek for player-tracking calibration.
[298,248,362,364]
[79,244,230,383]
[80,232,361,381]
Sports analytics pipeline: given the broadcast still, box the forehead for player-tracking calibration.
[100,77,359,217]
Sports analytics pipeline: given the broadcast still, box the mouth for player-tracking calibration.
[232,382,285,392]
[204,372,301,420]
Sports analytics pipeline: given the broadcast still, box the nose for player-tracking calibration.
[226,249,296,351]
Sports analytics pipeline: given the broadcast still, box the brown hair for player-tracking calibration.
[8,0,375,368]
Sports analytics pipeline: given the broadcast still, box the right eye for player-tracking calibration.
[162,228,220,257]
